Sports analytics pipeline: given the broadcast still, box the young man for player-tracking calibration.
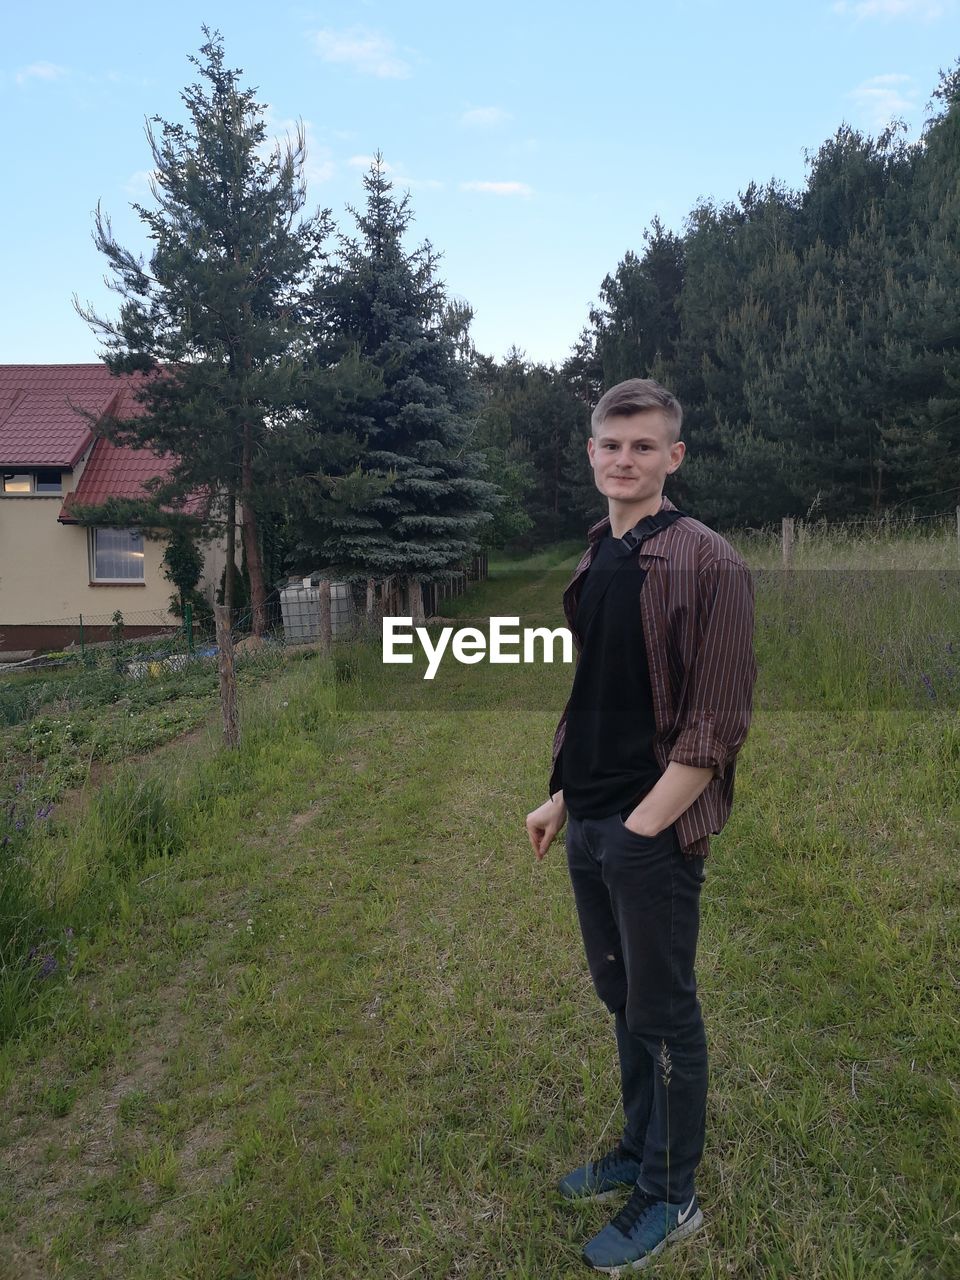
[525,378,756,1272]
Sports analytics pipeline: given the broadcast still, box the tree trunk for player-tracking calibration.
[224,490,237,612]
[214,604,240,749]
[241,421,269,636]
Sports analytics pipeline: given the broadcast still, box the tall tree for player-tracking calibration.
[475,350,590,544]
[589,219,685,387]
[295,157,497,594]
[885,62,960,504]
[76,29,331,633]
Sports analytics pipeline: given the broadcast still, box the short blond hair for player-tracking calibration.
[591,378,683,443]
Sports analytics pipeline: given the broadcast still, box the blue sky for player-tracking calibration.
[3,0,957,367]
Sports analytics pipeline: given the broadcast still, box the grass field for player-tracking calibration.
[0,528,958,1278]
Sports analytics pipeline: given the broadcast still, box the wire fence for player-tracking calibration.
[0,554,492,736]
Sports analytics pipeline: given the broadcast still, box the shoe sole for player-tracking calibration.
[583,1208,705,1274]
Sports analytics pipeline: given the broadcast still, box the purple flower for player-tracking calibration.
[921,674,937,700]
[38,955,57,979]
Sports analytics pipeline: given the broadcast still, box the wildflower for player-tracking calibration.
[921,674,937,701]
[38,955,57,979]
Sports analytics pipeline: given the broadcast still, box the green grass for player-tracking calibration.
[0,543,957,1278]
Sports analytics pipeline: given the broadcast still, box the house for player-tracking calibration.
[0,364,227,656]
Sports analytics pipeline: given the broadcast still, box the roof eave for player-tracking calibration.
[0,431,94,470]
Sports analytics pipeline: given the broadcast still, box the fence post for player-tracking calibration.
[782,517,795,569]
[409,579,424,623]
[184,602,194,654]
[956,506,959,562]
[214,605,240,749]
[366,578,375,622]
[78,614,84,657]
[318,579,332,652]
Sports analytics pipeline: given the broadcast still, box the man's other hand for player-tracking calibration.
[526,794,567,861]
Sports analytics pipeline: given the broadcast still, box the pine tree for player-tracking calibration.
[76,29,332,633]
[885,62,960,504]
[474,351,590,546]
[297,157,497,592]
[589,219,685,387]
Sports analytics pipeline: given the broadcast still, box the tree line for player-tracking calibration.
[76,31,960,632]
[483,61,960,536]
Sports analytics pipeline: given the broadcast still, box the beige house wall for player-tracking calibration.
[0,472,227,629]
[0,496,178,627]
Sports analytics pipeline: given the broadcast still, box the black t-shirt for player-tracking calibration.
[560,530,662,820]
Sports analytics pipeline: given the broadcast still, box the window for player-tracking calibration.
[35,469,63,494]
[1,469,63,494]
[91,528,145,582]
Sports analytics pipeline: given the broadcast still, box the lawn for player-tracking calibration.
[0,530,958,1278]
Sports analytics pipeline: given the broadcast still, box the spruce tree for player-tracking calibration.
[76,29,332,633]
[297,157,496,593]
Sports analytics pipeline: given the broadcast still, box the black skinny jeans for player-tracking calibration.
[566,812,708,1205]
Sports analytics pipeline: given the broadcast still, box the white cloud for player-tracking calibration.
[123,169,157,198]
[348,154,396,171]
[460,180,533,198]
[848,73,919,126]
[15,61,66,86]
[832,0,946,19]
[310,28,412,78]
[460,106,511,128]
[401,176,444,191]
[348,155,442,190]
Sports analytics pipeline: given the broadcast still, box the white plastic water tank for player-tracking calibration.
[279,576,356,642]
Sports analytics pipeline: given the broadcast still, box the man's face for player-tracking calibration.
[587,410,685,514]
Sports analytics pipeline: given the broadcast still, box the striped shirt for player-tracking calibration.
[549,494,757,860]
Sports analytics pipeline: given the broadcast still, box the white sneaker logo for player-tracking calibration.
[677,1197,696,1225]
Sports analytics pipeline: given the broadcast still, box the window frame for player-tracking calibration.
[89,527,147,584]
[1,469,64,495]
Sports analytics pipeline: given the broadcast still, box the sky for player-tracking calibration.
[3,0,958,369]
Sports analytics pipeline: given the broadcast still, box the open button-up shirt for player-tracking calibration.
[549,495,757,860]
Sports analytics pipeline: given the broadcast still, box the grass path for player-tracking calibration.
[1,553,958,1278]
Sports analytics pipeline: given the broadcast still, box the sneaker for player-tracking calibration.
[557,1142,644,1201]
[581,1184,704,1272]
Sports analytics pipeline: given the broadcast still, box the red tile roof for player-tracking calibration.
[0,364,145,467]
[0,365,207,523]
[59,436,205,523]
